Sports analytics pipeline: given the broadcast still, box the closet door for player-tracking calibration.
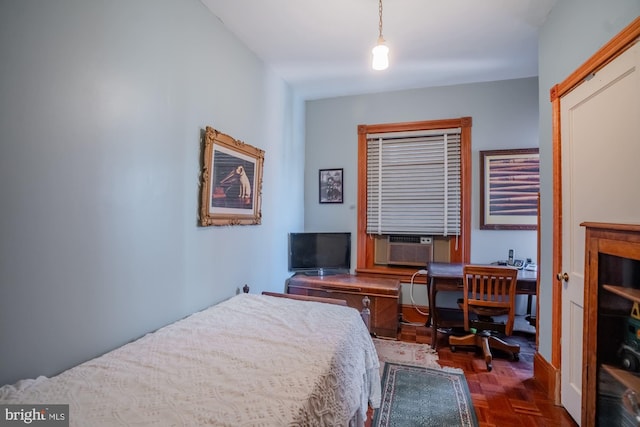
[559,41,640,425]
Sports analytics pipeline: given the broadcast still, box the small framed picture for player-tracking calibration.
[319,168,343,204]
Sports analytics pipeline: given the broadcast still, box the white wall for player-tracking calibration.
[537,0,639,361]
[0,0,305,385]
[304,78,539,306]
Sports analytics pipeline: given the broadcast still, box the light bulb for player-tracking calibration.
[372,39,389,71]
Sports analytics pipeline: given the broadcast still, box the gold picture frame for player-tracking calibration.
[199,126,264,226]
[480,148,539,230]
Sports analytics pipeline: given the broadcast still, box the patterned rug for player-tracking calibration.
[372,339,478,427]
[372,338,442,371]
[373,363,479,427]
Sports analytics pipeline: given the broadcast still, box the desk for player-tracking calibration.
[427,262,537,349]
[286,274,401,339]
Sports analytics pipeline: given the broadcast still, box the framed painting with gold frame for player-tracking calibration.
[199,126,264,226]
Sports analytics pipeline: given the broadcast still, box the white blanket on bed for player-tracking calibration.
[0,293,381,426]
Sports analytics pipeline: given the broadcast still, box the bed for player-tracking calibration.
[0,292,381,426]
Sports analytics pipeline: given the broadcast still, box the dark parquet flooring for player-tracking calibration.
[367,320,578,427]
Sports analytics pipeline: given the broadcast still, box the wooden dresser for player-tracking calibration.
[286,274,401,339]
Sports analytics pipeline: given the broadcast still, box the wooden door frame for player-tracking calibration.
[548,17,640,403]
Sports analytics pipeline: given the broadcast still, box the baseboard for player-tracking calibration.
[533,351,561,405]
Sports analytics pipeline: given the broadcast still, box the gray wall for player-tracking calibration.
[2,0,637,388]
[0,0,305,385]
[537,0,639,360]
[304,78,539,306]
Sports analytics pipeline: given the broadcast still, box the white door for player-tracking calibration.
[560,41,640,424]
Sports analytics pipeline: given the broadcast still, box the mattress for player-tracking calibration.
[0,293,381,426]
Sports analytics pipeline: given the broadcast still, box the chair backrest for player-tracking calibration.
[461,265,519,335]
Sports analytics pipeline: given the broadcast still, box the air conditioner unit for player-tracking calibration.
[386,235,433,267]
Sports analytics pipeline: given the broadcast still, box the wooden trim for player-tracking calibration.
[534,351,561,405]
[359,117,470,135]
[551,94,562,370]
[582,228,599,426]
[549,17,640,402]
[356,117,472,280]
[581,221,640,233]
[457,120,472,262]
[536,193,541,350]
[356,126,371,270]
[552,17,640,101]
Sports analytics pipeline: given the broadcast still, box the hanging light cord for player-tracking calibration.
[378,0,384,40]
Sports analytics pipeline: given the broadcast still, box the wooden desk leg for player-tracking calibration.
[425,279,432,327]
[428,276,439,350]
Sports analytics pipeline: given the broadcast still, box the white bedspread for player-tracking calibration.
[1,293,381,426]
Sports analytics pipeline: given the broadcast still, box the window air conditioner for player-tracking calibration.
[386,235,433,267]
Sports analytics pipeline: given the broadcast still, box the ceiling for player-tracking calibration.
[200,0,558,100]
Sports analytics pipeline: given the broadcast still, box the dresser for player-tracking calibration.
[286,274,401,339]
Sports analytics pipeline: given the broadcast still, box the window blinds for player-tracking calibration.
[366,128,461,236]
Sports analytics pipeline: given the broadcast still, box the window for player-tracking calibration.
[366,129,461,236]
[356,118,471,277]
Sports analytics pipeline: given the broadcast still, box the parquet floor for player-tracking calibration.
[390,321,579,427]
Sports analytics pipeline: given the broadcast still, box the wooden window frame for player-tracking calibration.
[356,117,472,281]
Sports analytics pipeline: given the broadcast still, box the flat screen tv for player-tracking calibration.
[288,232,351,275]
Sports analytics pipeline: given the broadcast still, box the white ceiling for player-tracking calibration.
[200,0,557,100]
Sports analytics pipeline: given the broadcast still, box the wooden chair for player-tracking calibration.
[449,265,520,371]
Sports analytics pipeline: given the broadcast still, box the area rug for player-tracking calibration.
[372,338,442,372]
[372,362,479,427]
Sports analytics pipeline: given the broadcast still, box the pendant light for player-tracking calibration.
[371,0,389,71]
